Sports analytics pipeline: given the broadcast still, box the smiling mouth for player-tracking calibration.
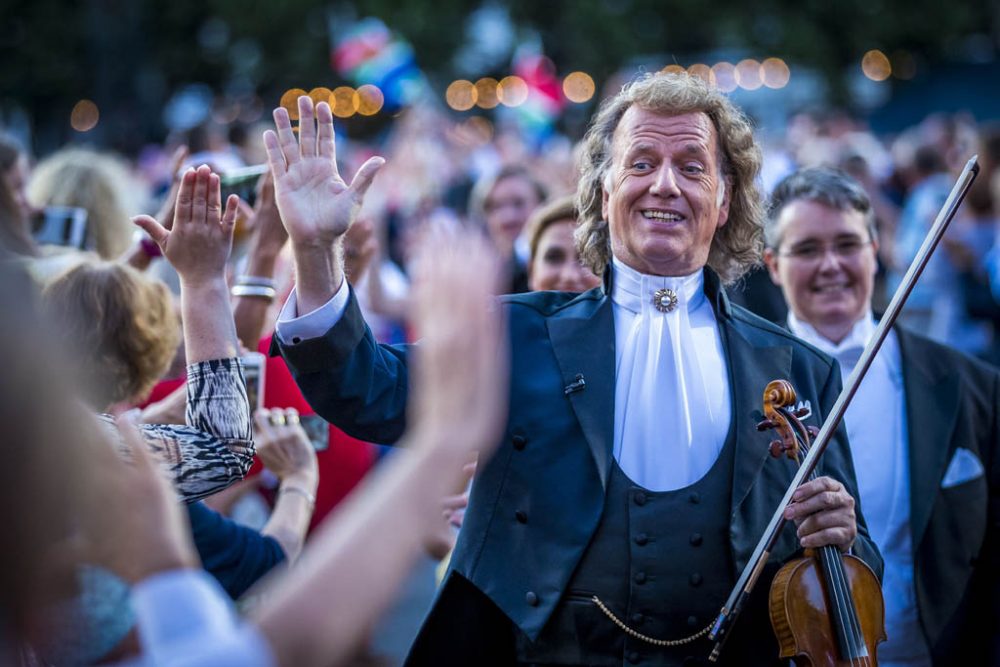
[641,210,685,222]
[812,283,850,294]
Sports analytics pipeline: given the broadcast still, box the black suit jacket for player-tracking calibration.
[276,271,882,665]
[895,328,1000,665]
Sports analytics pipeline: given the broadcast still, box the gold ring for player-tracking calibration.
[270,413,287,426]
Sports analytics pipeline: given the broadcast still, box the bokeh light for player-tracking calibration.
[711,62,738,93]
[562,72,595,103]
[735,59,762,90]
[70,100,99,132]
[279,88,307,119]
[331,86,360,118]
[308,87,333,108]
[475,78,500,109]
[687,64,715,86]
[661,64,685,75]
[761,58,790,89]
[497,75,529,107]
[446,80,477,111]
[862,49,892,81]
[356,85,384,116]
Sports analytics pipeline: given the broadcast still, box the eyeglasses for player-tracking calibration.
[777,237,873,262]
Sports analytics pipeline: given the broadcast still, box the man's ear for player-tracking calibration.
[716,177,732,229]
[601,182,610,221]
[763,247,782,286]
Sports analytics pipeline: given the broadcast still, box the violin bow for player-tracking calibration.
[707,155,981,661]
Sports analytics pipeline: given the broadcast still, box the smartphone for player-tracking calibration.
[240,352,266,415]
[32,206,89,249]
[220,164,267,208]
[299,414,330,452]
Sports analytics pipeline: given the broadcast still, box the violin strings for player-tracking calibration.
[788,413,870,665]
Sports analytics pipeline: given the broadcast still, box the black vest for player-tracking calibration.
[516,429,738,667]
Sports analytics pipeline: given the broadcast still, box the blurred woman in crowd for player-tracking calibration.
[469,163,547,293]
[525,195,601,293]
[0,132,38,259]
[28,147,141,261]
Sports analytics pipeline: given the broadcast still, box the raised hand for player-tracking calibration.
[133,164,239,287]
[263,96,383,248]
[407,228,508,461]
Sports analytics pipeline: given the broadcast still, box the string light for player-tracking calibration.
[761,58,790,89]
[711,62,738,93]
[735,59,762,90]
[331,86,360,118]
[562,72,595,103]
[687,64,714,86]
[70,100,99,132]
[475,78,500,109]
[446,80,477,111]
[356,85,384,116]
[497,76,529,107]
[661,64,685,75]
[861,50,891,81]
[280,88,307,119]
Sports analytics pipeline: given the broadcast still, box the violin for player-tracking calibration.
[759,380,885,666]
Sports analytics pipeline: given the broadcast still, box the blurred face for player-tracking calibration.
[529,219,602,293]
[764,199,878,343]
[602,108,729,276]
[484,175,542,254]
[3,155,31,219]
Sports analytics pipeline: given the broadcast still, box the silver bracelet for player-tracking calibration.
[231,284,276,299]
[279,484,316,506]
[236,275,278,289]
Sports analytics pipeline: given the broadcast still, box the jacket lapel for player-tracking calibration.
[547,293,616,489]
[897,327,960,547]
[722,315,793,517]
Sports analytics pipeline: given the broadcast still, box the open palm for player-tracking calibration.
[264,97,383,246]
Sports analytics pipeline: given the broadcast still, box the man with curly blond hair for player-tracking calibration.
[269,74,880,665]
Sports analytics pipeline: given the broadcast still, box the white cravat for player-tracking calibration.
[788,312,931,667]
[610,258,731,491]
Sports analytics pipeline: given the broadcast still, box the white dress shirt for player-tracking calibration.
[610,258,731,490]
[788,313,931,667]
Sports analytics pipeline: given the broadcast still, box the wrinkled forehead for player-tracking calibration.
[609,107,718,161]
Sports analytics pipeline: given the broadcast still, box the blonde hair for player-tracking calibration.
[43,261,180,409]
[575,72,764,284]
[28,148,142,259]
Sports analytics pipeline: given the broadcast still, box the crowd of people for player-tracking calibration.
[0,68,997,666]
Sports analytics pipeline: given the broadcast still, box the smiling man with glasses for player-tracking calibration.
[763,166,1000,667]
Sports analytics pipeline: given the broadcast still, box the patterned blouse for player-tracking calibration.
[98,357,254,503]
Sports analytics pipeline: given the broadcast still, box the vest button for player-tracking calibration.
[515,510,528,524]
[511,434,527,450]
[634,533,649,546]
[634,491,647,506]
[687,615,699,628]
[627,651,640,664]
[634,572,647,585]
[689,573,703,587]
[525,591,539,606]
[630,612,644,625]
[688,491,701,504]
[689,533,703,546]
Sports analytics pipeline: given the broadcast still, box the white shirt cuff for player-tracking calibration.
[275,280,350,345]
[131,569,275,666]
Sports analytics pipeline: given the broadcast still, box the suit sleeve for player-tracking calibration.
[817,358,884,582]
[273,288,410,445]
